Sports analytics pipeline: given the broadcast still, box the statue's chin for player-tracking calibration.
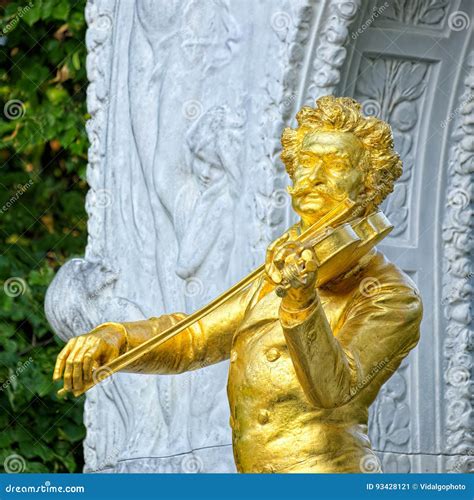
[293,196,335,222]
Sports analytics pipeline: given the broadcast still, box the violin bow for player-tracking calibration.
[57,197,355,397]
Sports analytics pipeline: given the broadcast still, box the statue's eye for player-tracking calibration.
[299,155,316,167]
[329,158,348,171]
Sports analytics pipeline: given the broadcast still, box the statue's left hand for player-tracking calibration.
[53,323,127,396]
[266,240,318,304]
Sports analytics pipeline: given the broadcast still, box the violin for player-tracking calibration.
[57,197,393,397]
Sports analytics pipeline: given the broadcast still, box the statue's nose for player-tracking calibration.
[309,163,325,183]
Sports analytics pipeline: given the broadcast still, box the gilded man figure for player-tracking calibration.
[53,96,422,473]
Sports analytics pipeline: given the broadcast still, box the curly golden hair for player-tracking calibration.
[281,95,402,212]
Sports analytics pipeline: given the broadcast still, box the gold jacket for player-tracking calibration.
[121,250,422,473]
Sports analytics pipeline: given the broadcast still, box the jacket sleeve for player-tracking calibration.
[118,275,266,374]
[279,282,422,409]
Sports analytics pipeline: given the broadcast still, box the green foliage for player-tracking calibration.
[0,0,88,472]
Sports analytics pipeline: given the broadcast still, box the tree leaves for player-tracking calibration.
[0,0,87,473]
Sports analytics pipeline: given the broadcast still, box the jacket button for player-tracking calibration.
[258,409,269,425]
[230,350,238,362]
[265,347,280,362]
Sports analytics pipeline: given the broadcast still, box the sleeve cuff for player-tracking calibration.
[279,294,321,328]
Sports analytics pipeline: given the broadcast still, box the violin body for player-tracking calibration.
[313,210,393,287]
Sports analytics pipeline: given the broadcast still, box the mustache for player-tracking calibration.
[288,180,344,200]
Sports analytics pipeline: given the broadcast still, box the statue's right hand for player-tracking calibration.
[53,322,127,396]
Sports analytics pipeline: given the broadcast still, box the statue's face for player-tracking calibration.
[289,131,366,224]
[192,155,225,187]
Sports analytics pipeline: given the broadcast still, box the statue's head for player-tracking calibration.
[281,96,402,225]
[186,105,245,191]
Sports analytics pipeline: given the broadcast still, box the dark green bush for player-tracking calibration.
[0,0,88,472]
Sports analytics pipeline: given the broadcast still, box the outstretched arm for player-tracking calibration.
[54,275,265,395]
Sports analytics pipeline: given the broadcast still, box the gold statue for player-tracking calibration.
[53,96,422,473]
